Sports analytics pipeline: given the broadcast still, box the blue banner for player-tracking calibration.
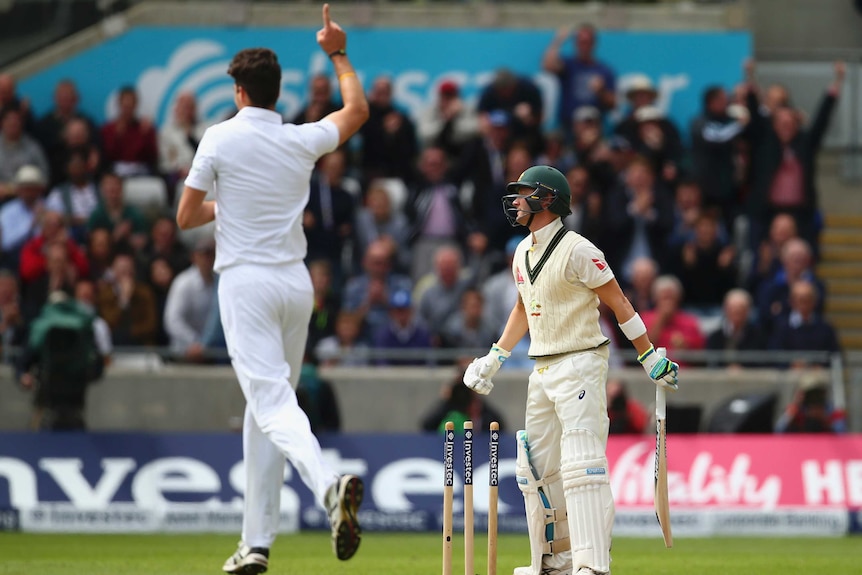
[18,28,750,135]
[0,431,525,533]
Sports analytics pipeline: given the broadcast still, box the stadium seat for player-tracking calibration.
[124,176,168,219]
[707,392,778,433]
[665,405,703,433]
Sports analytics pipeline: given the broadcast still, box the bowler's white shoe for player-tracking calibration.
[325,474,364,560]
[222,542,268,574]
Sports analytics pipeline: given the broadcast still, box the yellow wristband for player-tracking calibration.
[338,72,356,82]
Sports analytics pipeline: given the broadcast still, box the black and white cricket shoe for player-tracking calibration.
[222,542,269,574]
[326,474,364,560]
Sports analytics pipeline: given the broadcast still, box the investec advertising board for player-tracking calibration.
[0,433,858,536]
[19,28,749,137]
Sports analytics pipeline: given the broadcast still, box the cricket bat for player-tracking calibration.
[654,347,673,548]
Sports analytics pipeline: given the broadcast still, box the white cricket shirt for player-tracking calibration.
[185,107,339,273]
[512,219,614,356]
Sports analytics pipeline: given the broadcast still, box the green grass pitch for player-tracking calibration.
[0,533,859,574]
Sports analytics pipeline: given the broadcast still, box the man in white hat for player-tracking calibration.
[612,74,659,144]
[0,165,45,266]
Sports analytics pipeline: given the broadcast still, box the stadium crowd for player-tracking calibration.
[0,26,847,433]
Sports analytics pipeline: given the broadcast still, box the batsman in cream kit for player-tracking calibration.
[463,165,680,575]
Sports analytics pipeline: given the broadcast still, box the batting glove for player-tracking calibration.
[638,346,679,391]
[463,343,511,395]
[463,360,494,395]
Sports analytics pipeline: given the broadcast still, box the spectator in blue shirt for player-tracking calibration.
[372,288,432,366]
[542,24,617,139]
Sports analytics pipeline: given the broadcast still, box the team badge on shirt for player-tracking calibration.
[516,267,525,285]
[592,258,607,271]
[529,299,542,317]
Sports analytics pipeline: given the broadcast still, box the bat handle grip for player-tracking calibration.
[655,347,667,419]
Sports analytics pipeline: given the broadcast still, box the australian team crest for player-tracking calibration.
[529,299,542,317]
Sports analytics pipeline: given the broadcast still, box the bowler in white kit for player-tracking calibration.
[463,165,680,575]
[176,5,369,574]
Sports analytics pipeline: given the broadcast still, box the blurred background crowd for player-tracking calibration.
[0,20,848,434]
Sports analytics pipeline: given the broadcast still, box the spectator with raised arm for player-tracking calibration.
[745,61,844,254]
[542,24,616,138]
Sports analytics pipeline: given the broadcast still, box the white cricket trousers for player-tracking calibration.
[219,261,339,548]
[524,346,610,478]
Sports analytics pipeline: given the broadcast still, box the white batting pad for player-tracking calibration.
[561,428,614,575]
[516,431,572,575]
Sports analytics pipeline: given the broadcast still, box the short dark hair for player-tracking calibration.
[228,48,281,109]
[703,85,725,109]
[118,85,137,101]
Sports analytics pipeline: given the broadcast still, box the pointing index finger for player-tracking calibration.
[322,3,331,28]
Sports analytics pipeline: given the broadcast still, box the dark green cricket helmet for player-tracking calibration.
[502,165,572,226]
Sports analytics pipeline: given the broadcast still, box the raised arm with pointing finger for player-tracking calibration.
[317,3,370,146]
[177,4,369,572]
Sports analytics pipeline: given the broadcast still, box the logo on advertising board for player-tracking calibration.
[0,433,857,536]
[19,28,751,139]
